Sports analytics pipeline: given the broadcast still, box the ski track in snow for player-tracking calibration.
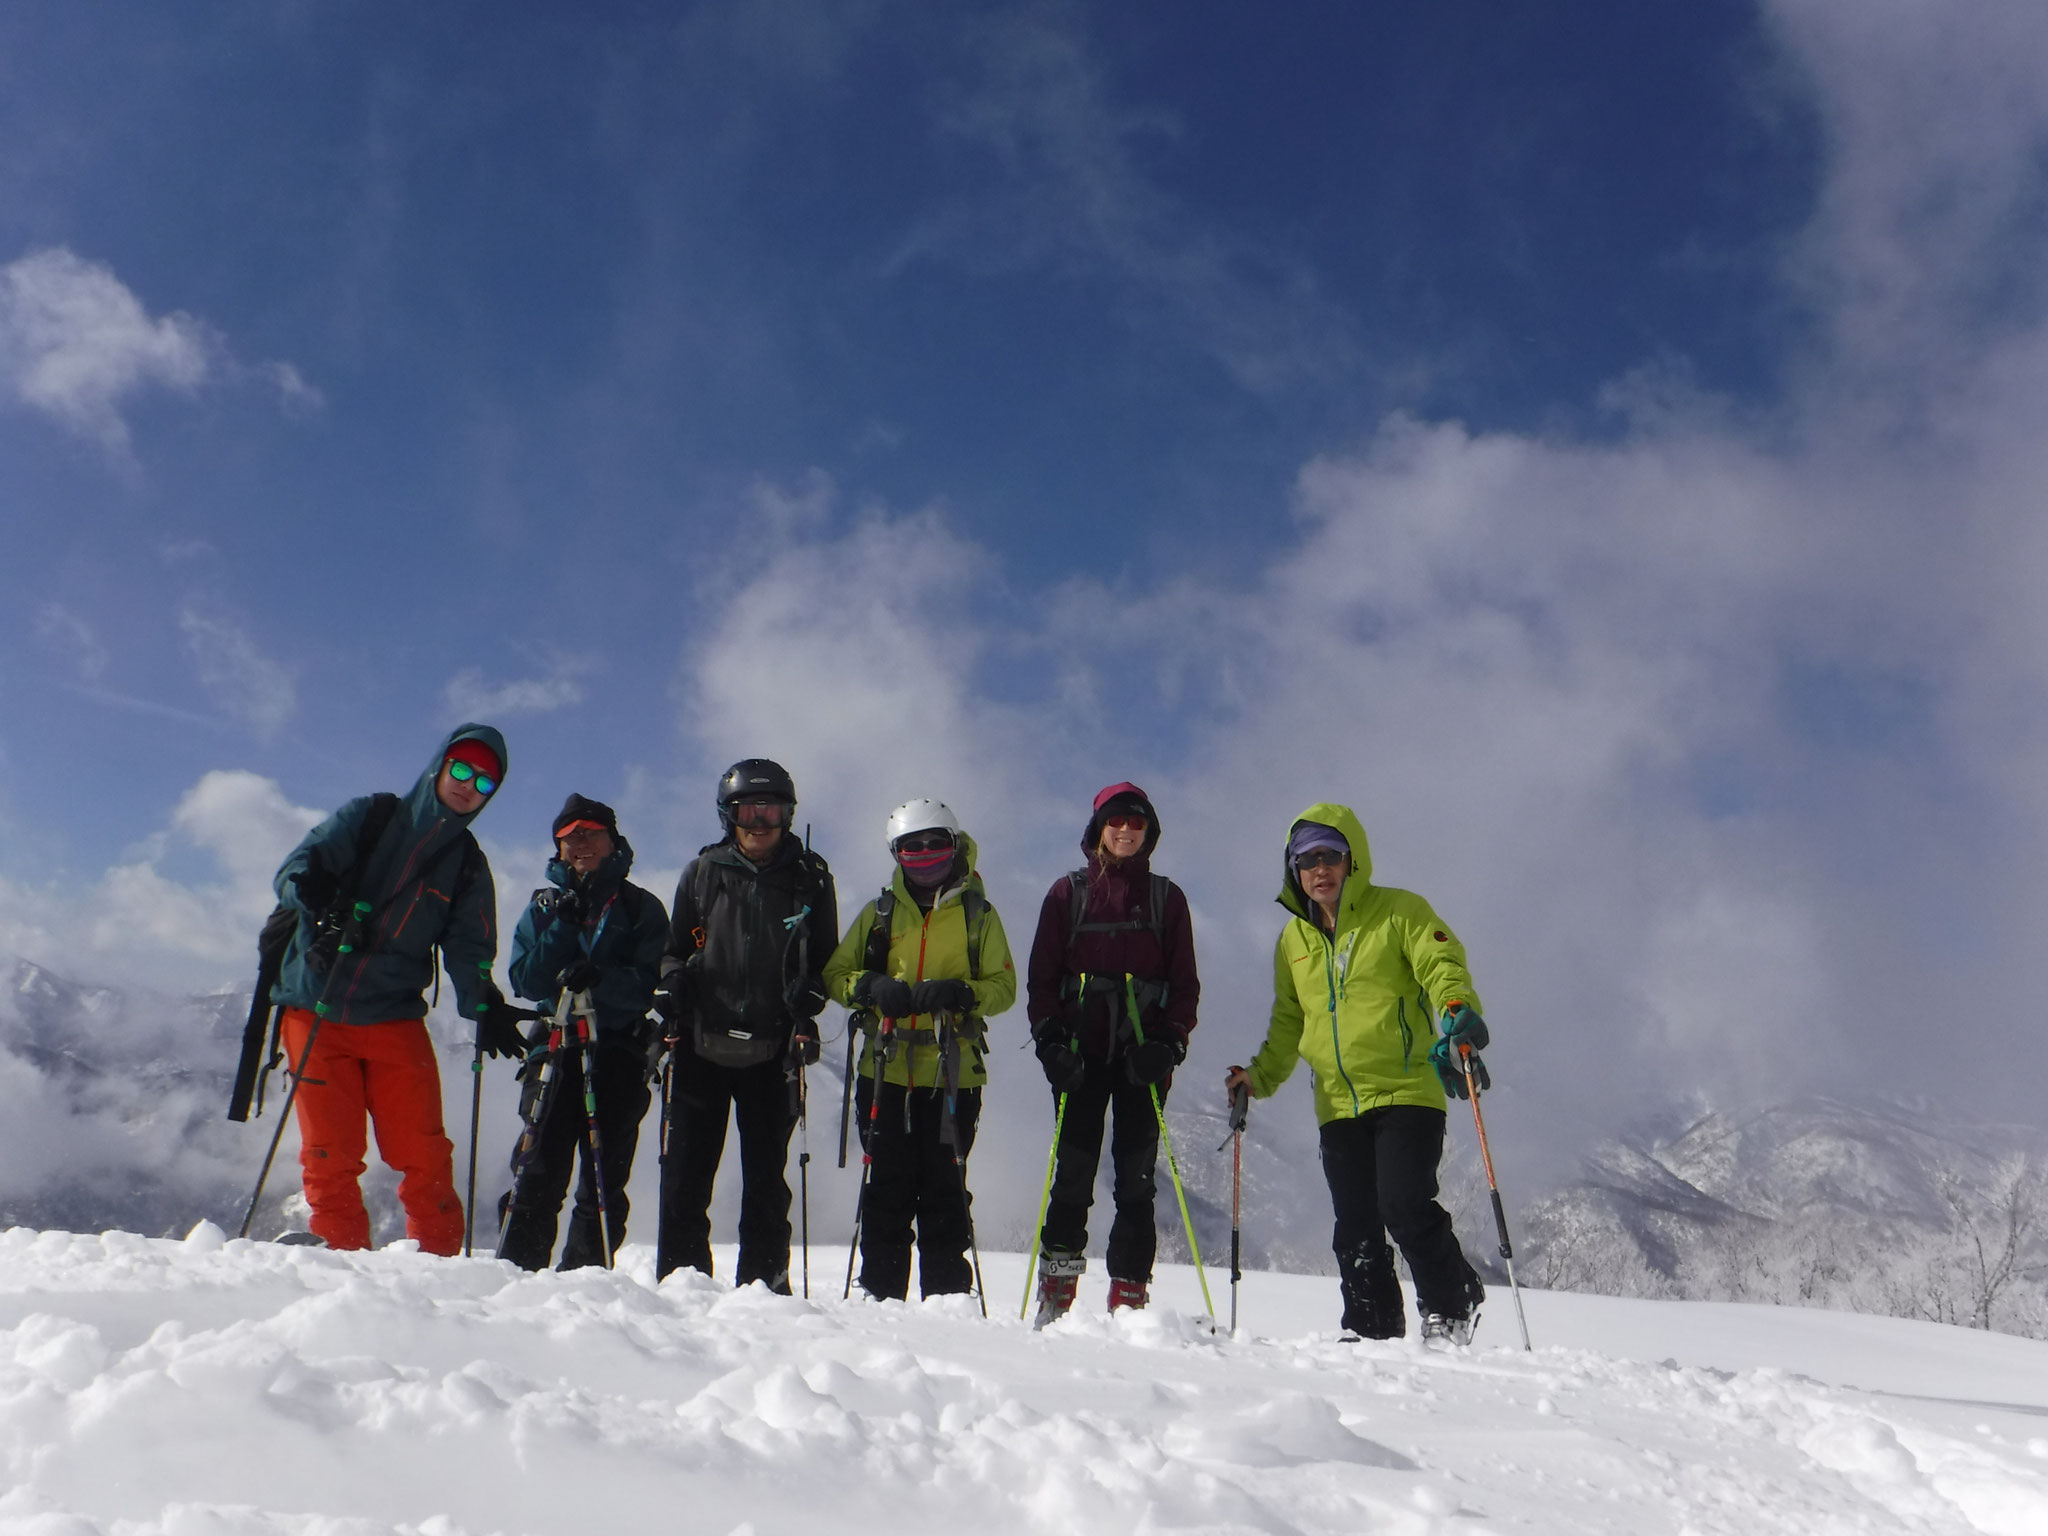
[0,1228,2043,1535]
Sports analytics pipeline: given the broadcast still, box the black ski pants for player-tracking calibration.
[656,1048,796,1286]
[1038,1056,1165,1283]
[1319,1105,1482,1333]
[853,1077,980,1301]
[498,1037,651,1272]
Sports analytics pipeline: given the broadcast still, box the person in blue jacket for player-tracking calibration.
[500,794,669,1268]
[270,723,521,1252]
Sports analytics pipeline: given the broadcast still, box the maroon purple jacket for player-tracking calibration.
[1026,850,1200,1060]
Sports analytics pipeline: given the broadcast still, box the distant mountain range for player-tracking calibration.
[5,954,2042,1336]
[1520,1095,2048,1336]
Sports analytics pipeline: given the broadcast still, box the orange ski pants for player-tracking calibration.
[280,1008,464,1254]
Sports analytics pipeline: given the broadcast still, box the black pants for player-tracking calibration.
[498,1038,651,1272]
[1319,1106,1482,1336]
[853,1077,981,1301]
[656,1048,796,1285]
[1039,1056,1165,1282]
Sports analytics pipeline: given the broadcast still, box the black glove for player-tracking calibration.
[543,886,589,927]
[909,977,976,1016]
[645,1026,676,1084]
[654,962,692,1023]
[855,972,915,1018]
[1036,1034,1088,1095]
[559,960,601,996]
[1124,1027,1185,1087]
[788,1019,821,1066]
[292,866,339,913]
[475,1000,530,1061]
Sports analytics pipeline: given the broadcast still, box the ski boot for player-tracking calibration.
[1106,1277,1148,1312]
[1032,1249,1085,1330]
[1421,1310,1479,1346]
[1335,1240,1404,1340]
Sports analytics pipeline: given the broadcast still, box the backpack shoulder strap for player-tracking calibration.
[863,886,896,976]
[1065,867,1091,949]
[1149,873,1170,944]
[961,887,986,982]
[339,792,402,905]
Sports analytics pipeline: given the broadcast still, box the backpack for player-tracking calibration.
[686,844,833,1068]
[862,882,988,987]
[1066,865,1169,949]
[229,792,401,1122]
[1058,865,1173,1029]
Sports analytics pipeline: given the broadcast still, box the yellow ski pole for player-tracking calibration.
[1126,977,1215,1323]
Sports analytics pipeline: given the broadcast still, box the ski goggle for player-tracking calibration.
[894,832,955,855]
[732,799,792,828]
[1294,848,1347,871]
[444,759,498,796]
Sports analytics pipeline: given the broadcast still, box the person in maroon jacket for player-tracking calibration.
[1025,782,1200,1325]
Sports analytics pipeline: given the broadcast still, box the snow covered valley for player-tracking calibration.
[2,1229,2044,1536]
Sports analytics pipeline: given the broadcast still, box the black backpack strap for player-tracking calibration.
[864,887,896,976]
[961,887,986,982]
[1149,873,1169,944]
[1065,867,1090,949]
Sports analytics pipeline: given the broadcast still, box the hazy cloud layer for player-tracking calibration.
[443,656,596,720]
[177,604,298,737]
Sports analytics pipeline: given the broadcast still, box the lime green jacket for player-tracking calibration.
[1245,803,1482,1122]
[823,831,1017,1088]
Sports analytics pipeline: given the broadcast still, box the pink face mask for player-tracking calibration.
[896,844,956,885]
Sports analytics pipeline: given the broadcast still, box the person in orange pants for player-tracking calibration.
[268,724,526,1250]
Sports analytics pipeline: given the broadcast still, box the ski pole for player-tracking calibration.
[569,990,614,1268]
[463,960,493,1258]
[836,1028,858,1168]
[937,1016,987,1318]
[796,1060,811,1298]
[843,1016,892,1298]
[1223,1081,1248,1336]
[1460,1042,1531,1351]
[1020,1070,1072,1320]
[237,900,370,1239]
[1125,979,1216,1324]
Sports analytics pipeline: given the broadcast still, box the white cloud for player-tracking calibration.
[0,771,322,986]
[443,655,595,719]
[0,248,213,455]
[177,604,297,738]
[0,246,321,460]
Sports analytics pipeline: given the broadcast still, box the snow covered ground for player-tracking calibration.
[2,1228,2045,1536]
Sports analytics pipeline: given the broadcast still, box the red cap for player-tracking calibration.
[445,739,502,779]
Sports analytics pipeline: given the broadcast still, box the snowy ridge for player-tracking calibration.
[3,1227,2047,1535]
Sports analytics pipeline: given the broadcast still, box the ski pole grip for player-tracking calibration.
[1490,1188,1514,1260]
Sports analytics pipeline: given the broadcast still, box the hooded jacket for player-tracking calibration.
[508,837,669,1043]
[270,724,506,1026]
[822,831,1018,1089]
[1244,802,1482,1122]
[1025,793,1198,1058]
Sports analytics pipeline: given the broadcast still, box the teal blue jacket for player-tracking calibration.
[270,724,506,1025]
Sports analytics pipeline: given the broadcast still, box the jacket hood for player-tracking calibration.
[408,722,509,830]
[1081,782,1161,860]
[888,829,983,902]
[1276,801,1373,922]
[546,835,635,893]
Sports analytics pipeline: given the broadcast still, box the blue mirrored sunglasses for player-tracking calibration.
[445,759,498,795]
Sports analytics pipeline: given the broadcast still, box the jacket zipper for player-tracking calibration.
[1321,926,1361,1117]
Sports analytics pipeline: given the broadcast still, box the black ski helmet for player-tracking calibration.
[717,758,796,834]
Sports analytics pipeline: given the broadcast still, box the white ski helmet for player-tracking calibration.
[885,797,961,850]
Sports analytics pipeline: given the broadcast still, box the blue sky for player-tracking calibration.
[4,0,2048,1187]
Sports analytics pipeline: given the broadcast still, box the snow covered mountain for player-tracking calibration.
[1521,1096,2048,1337]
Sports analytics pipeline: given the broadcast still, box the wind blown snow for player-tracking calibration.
[2,1229,2045,1535]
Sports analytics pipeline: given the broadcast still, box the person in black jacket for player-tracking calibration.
[654,759,838,1288]
[500,794,669,1270]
